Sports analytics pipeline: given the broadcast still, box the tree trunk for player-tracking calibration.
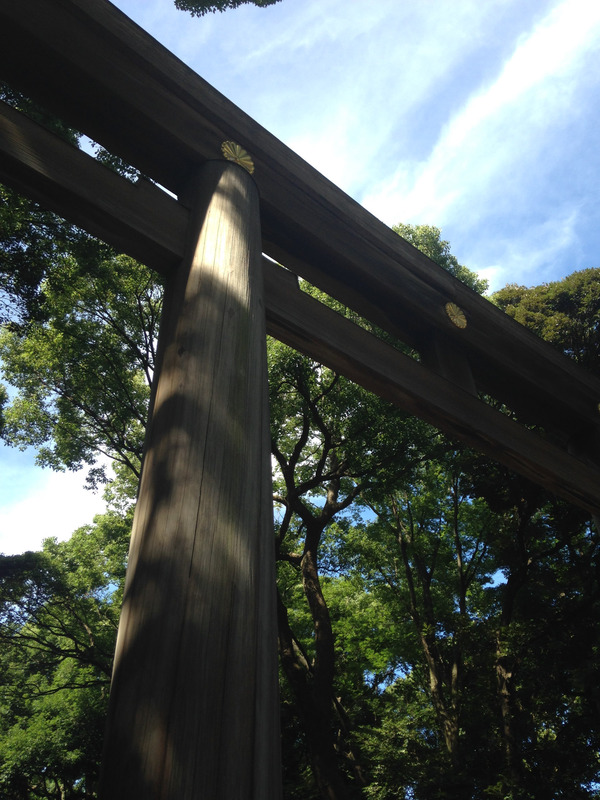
[495,572,526,787]
[396,513,461,761]
[100,160,281,799]
[495,641,519,784]
[277,589,354,800]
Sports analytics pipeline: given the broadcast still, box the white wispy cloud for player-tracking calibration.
[251,0,521,195]
[0,468,107,554]
[469,207,581,291]
[361,0,600,286]
[364,0,600,218]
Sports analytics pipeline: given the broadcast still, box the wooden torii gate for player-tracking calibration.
[1,1,600,796]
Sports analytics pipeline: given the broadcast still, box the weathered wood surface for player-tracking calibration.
[0,100,186,272]
[1,0,600,445]
[2,102,600,513]
[100,161,281,799]
[264,270,600,515]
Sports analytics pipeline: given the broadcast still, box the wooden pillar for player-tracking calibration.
[100,160,281,799]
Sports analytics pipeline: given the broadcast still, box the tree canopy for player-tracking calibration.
[173,0,281,17]
[0,254,159,488]
[492,269,600,373]
[392,223,488,295]
[0,510,131,798]
[268,270,600,797]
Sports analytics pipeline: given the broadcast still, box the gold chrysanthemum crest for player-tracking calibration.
[445,302,467,329]
[221,140,255,174]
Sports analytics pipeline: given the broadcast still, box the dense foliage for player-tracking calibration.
[0,510,131,798]
[269,280,600,798]
[174,0,281,17]
[392,223,488,295]
[492,269,600,370]
[0,254,160,489]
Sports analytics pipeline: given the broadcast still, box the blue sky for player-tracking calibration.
[111,0,600,291]
[2,0,600,553]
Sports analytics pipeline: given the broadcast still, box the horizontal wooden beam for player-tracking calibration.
[1,0,600,446]
[0,101,186,272]
[263,265,600,515]
[2,103,599,513]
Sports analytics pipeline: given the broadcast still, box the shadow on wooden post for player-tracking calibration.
[100,161,281,799]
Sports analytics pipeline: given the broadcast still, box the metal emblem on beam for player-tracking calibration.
[445,302,467,329]
[221,140,255,174]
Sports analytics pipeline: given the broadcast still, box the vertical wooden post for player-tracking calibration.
[100,160,281,799]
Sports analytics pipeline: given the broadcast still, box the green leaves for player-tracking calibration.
[174,0,281,16]
[0,254,161,488]
[492,269,600,373]
[393,223,489,295]
[272,287,600,797]
[0,510,132,798]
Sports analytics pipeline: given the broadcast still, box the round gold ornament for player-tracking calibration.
[220,140,255,174]
[445,302,467,329]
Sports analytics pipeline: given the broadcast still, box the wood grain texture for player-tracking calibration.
[1,0,600,444]
[419,331,478,397]
[0,100,187,271]
[99,161,281,799]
